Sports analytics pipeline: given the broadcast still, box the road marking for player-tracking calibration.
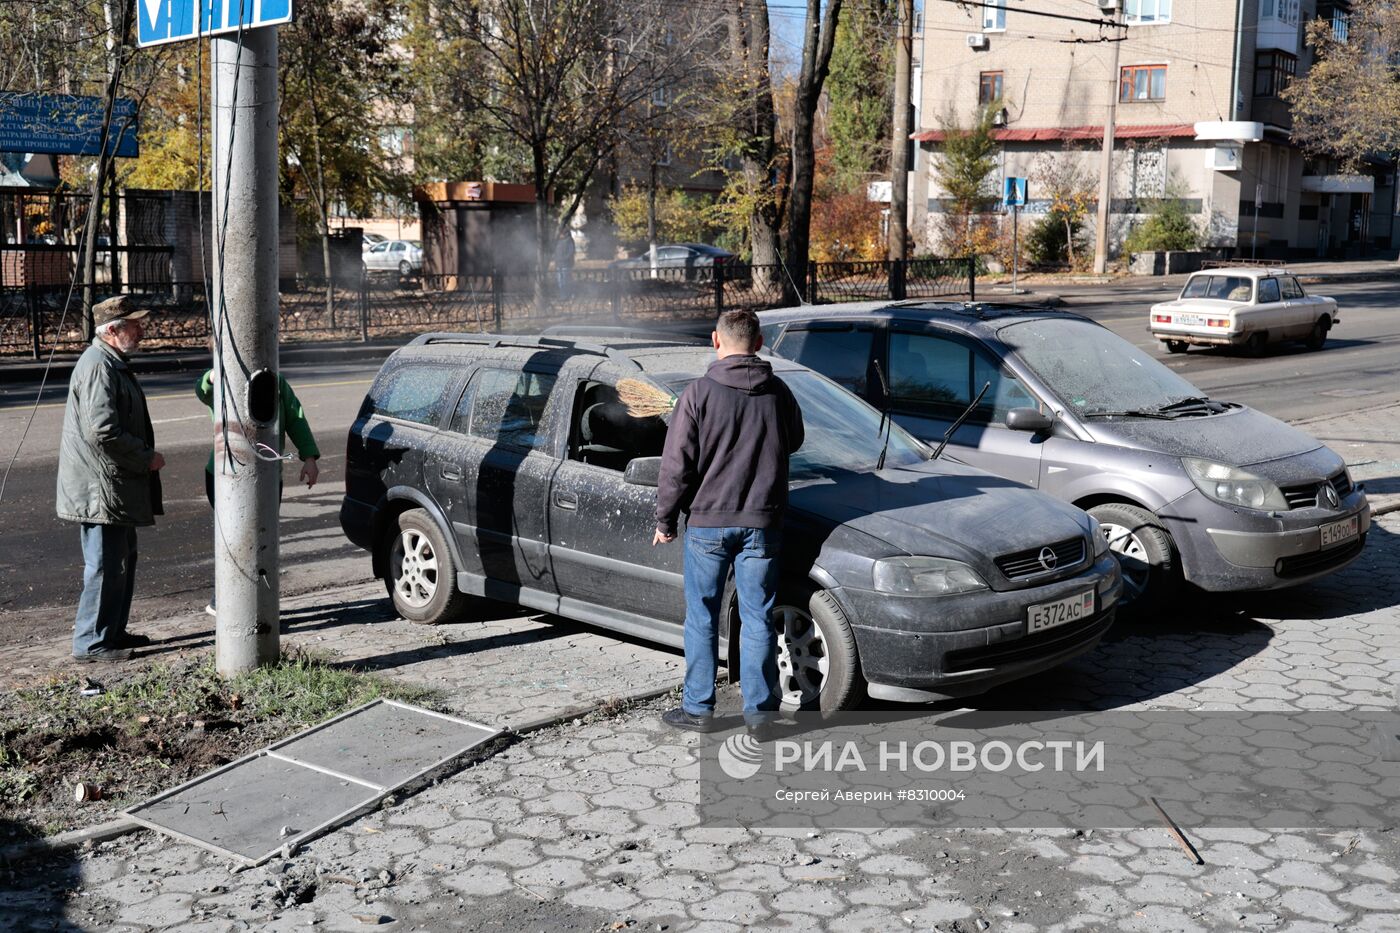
[152,414,206,425]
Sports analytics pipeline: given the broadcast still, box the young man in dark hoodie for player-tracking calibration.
[653,309,804,732]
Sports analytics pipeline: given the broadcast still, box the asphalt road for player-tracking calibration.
[0,276,1395,639]
[1052,277,1400,421]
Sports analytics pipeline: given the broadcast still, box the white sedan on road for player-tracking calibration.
[1149,267,1339,355]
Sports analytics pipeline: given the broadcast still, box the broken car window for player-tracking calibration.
[469,368,558,452]
[369,364,456,427]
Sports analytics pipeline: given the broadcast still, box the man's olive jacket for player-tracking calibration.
[56,338,163,526]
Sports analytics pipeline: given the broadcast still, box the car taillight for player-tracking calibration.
[1153,314,1171,323]
[1207,318,1229,328]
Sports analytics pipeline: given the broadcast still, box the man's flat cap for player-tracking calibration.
[93,296,148,327]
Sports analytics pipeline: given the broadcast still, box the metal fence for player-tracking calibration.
[0,258,976,359]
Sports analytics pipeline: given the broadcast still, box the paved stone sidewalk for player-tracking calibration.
[3,578,684,730]
[5,514,1397,932]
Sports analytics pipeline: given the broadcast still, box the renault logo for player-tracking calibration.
[1320,483,1340,510]
[1038,547,1059,571]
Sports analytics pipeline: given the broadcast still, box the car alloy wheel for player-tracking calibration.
[391,528,439,609]
[775,603,829,707]
[398,260,411,276]
[1098,520,1150,603]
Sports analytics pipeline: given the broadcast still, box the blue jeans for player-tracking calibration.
[682,526,781,721]
[73,523,138,656]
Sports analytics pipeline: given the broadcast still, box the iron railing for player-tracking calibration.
[0,258,976,359]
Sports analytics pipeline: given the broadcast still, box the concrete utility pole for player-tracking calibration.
[210,28,282,675]
[1092,4,1123,275]
[888,0,913,261]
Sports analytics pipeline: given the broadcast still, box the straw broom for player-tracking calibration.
[616,378,677,419]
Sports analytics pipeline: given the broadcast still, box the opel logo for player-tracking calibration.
[1038,547,1059,571]
[1320,483,1340,510]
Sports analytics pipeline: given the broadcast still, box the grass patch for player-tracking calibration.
[0,651,436,840]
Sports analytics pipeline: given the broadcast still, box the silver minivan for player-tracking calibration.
[760,303,1371,609]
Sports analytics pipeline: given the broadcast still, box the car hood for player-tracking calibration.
[788,459,1090,559]
[1081,405,1323,467]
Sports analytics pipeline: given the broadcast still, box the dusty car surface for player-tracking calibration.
[761,303,1370,611]
[1149,266,1339,354]
[340,333,1121,710]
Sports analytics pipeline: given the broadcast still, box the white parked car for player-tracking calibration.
[363,239,423,276]
[1149,266,1339,355]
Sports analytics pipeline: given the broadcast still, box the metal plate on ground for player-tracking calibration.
[269,700,497,790]
[125,700,499,865]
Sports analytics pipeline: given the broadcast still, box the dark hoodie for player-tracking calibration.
[655,354,804,536]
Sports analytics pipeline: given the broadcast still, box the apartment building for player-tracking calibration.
[910,0,1397,260]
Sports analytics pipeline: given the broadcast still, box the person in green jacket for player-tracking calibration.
[196,362,320,614]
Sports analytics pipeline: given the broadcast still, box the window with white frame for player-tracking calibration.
[1125,0,1172,25]
[1259,0,1299,24]
[982,0,1005,32]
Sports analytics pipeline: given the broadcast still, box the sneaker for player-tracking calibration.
[661,707,718,733]
[204,603,216,617]
[73,647,134,663]
[114,633,152,648]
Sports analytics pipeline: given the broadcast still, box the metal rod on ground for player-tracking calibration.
[1149,796,1204,865]
[211,27,282,675]
[1092,5,1123,275]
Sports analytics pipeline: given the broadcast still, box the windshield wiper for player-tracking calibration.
[871,360,893,470]
[931,382,992,461]
[1156,395,1217,413]
[1082,409,1181,420]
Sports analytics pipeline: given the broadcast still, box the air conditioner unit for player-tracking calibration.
[1097,0,1120,10]
[967,33,990,50]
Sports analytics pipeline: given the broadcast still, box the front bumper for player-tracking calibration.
[1161,488,1370,592]
[838,554,1121,702]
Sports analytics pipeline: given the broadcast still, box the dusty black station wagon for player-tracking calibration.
[340,332,1123,710]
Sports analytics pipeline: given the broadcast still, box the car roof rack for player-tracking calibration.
[407,332,644,372]
[1199,259,1289,270]
[542,323,713,343]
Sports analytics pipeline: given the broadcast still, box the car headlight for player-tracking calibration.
[1182,458,1289,511]
[873,557,988,596]
[1089,517,1110,558]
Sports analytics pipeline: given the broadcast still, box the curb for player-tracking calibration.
[0,341,403,386]
[0,816,137,865]
[0,676,685,866]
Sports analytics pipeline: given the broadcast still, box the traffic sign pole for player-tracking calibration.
[210,27,281,675]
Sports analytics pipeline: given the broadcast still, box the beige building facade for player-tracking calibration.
[911,0,1397,260]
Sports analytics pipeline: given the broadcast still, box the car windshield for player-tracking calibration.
[1181,274,1253,302]
[997,317,1207,416]
[661,370,929,479]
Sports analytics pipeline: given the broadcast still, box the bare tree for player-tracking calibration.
[784,0,843,303]
[279,0,408,312]
[432,0,709,314]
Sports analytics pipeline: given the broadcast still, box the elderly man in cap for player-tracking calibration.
[56,296,165,662]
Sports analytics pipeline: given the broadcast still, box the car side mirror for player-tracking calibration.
[1006,408,1054,433]
[623,456,662,487]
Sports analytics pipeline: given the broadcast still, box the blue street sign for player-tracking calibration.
[138,0,294,48]
[0,94,139,157]
[1003,176,1028,208]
